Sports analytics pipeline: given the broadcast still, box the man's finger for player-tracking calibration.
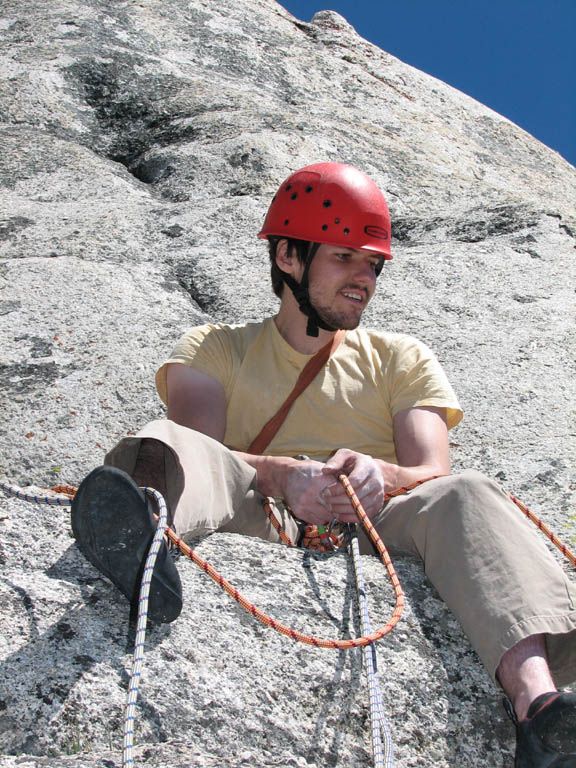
[329,487,384,514]
[328,474,375,499]
[322,449,355,473]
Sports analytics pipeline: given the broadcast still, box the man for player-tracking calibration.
[72,162,576,767]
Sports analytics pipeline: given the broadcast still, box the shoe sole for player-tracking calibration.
[71,465,182,623]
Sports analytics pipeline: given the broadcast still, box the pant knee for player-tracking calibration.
[413,470,514,552]
[441,469,501,497]
[430,470,507,518]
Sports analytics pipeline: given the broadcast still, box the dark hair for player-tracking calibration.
[267,237,315,298]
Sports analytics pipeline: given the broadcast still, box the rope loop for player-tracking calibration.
[2,472,576,768]
[2,474,575,645]
[164,473,405,649]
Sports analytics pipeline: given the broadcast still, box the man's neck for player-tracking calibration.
[273,308,337,354]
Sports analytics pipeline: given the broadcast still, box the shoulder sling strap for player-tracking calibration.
[246,329,345,455]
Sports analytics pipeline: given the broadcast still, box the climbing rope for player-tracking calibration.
[348,523,394,768]
[509,493,576,568]
[0,480,75,506]
[122,487,168,768]
[1,475,401,766]
[2,474,576,768]
[0,480,165,768]
[164,472,405,649]
[2,476,576,633]
[0,476,405,648]
[3,475,576,640]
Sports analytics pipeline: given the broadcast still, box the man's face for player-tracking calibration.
[305,244,382,330]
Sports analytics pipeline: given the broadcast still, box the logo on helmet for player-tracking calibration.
[364,225,389,241]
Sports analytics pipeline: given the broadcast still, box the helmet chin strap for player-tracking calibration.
[279,243,382,337]
[281,271,338,337]
[280,246,340,336]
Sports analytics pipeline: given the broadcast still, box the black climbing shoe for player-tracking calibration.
[71,465,182,623]
[505,691,576,767]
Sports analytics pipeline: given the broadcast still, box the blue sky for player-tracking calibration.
[281,0,576,168]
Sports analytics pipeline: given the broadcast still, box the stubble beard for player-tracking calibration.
[307,286,366,331]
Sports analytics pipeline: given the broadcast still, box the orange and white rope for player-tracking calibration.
[2,472,575,768]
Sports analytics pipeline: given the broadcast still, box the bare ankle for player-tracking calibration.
[496,634,557,721]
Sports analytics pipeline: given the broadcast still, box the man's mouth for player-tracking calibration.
[341,290,365,304]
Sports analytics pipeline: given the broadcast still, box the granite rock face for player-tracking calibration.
[0,1,575,766]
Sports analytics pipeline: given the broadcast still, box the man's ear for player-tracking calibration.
[275,239,302,278]
[275,239,291,271]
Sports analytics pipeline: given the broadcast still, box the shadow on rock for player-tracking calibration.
[0,543,173,758]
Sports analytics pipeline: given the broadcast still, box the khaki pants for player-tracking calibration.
[105,419,576,687]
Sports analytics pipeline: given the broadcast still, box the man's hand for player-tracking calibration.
[320,449,386,522]
[280,458,340,525]
[242,450,388,525]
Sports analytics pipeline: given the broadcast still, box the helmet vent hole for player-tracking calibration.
[323,200,332,208]
[286,184,292,191]
[284,219,290,226]
[291,193,298,200]
[334,218,340,224]
[343,228,350,235]
[322,224,328,231]
[305,185,314,193]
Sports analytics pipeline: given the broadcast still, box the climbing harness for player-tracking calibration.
[2,475,576,768]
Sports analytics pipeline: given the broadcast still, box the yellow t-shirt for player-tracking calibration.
[155,318,462,463]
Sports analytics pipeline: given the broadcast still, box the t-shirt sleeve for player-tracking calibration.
[389,336,463,429]
[155,324,236,405]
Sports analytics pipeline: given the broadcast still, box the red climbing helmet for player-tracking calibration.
[258,162,392,259]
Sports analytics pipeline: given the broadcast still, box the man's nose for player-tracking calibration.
[353,261,377,283]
